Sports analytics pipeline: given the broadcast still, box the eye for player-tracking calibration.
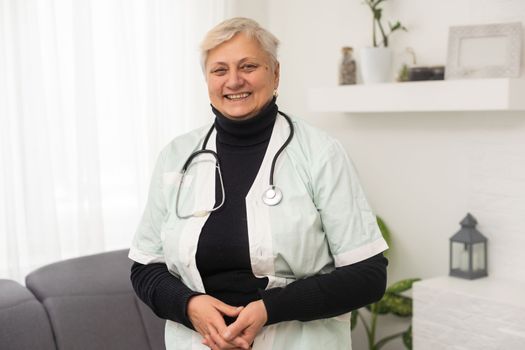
[240,63,258,72]
[211,67,227,76]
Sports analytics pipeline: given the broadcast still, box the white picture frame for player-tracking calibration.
[445,22,522,80]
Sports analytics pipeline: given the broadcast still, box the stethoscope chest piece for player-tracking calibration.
[262,186,283,206]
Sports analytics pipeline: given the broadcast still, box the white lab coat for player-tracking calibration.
[129,114,388,350]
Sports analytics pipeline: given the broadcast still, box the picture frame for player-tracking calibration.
[445,22,522,80]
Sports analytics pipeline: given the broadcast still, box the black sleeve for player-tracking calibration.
[260,253,388,325]
[130,262,202,329]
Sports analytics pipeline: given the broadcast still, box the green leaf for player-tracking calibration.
[373,8,383,20]
[403,325,412,350]
[371,298,391,315]
[389,21,400,31]
[389,21,408,32]
[351,310,359,330]
[386,278,421,294]
[372,0,386,9]
[381,293,413,317]
[376,216,392,247]
[375,331,405,350]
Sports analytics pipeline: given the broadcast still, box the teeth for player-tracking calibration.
[226,93,250,100]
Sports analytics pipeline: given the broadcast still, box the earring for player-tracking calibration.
[273,89,279,97]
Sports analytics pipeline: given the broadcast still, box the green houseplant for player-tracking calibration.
[363,0,406,47]
[359,0,407,83]
[351,217,420,350]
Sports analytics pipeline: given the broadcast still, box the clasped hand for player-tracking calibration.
[187,295,268,350]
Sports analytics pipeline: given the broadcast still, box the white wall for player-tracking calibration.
[227,1,525,349]
[227,0,525,283]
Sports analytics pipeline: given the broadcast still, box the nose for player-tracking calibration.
[225,69,244,89]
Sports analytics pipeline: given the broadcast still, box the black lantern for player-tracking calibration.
[449,213,488,279]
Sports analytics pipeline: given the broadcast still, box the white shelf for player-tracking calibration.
[308,78,525,113]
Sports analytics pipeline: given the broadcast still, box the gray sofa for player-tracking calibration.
[0,250,165,350]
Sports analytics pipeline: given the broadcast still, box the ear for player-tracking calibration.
[273,62,280,89]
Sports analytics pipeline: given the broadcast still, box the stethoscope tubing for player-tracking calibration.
[198,110,293,188]
[268,111,293,187]
[176,110,294,218]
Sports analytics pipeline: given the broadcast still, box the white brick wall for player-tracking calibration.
[413,277,525,349]
[467,137,525,282]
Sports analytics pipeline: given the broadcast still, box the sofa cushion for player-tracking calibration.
[44,293,151,350]
[26,250,165,350]
[0,279,56,350]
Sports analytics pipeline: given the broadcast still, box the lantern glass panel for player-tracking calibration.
[451,241,469,272]
[472,242,486,271]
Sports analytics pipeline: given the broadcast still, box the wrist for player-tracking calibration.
[255,299,268,325]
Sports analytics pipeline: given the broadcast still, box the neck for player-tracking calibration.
[212,97,278,147]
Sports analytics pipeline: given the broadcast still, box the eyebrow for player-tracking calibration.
[208,57,262,67]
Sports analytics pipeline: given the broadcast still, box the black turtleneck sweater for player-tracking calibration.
[130,99,388,329]
[195,101,276,308]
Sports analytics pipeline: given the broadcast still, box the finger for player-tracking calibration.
[202,308,229,338]
[230,336,251,350]
[216,303,243,318]
[208,313,229,338]
[202,335,210,347]
[209,325,238,350]
[227,300,266,345]
[223,317,249,341]
[202,334,212,348]
[229,321,260,348]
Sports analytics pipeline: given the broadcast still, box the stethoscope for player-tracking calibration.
[175,111,294,219]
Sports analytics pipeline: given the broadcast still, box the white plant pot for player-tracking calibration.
[359,47,393,84]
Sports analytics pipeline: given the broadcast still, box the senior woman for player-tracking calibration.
[130,17,388,350]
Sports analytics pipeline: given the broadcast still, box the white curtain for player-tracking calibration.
[0,0,226,282]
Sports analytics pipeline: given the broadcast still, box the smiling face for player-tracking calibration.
[205,33,279,120]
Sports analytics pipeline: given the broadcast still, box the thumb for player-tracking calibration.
[216,302,243,318]
[223,317,247,341]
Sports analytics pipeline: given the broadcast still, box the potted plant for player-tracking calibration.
[351,217,420,349]
[360,0,406,84]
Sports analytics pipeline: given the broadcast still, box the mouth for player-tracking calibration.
[224,92,251,101]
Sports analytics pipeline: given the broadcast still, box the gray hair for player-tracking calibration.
[200,17,280,73]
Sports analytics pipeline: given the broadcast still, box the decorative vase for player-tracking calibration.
[339,47,357,85]
[359,47,393,84]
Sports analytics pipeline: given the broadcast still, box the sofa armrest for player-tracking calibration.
[0,279,56,350]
